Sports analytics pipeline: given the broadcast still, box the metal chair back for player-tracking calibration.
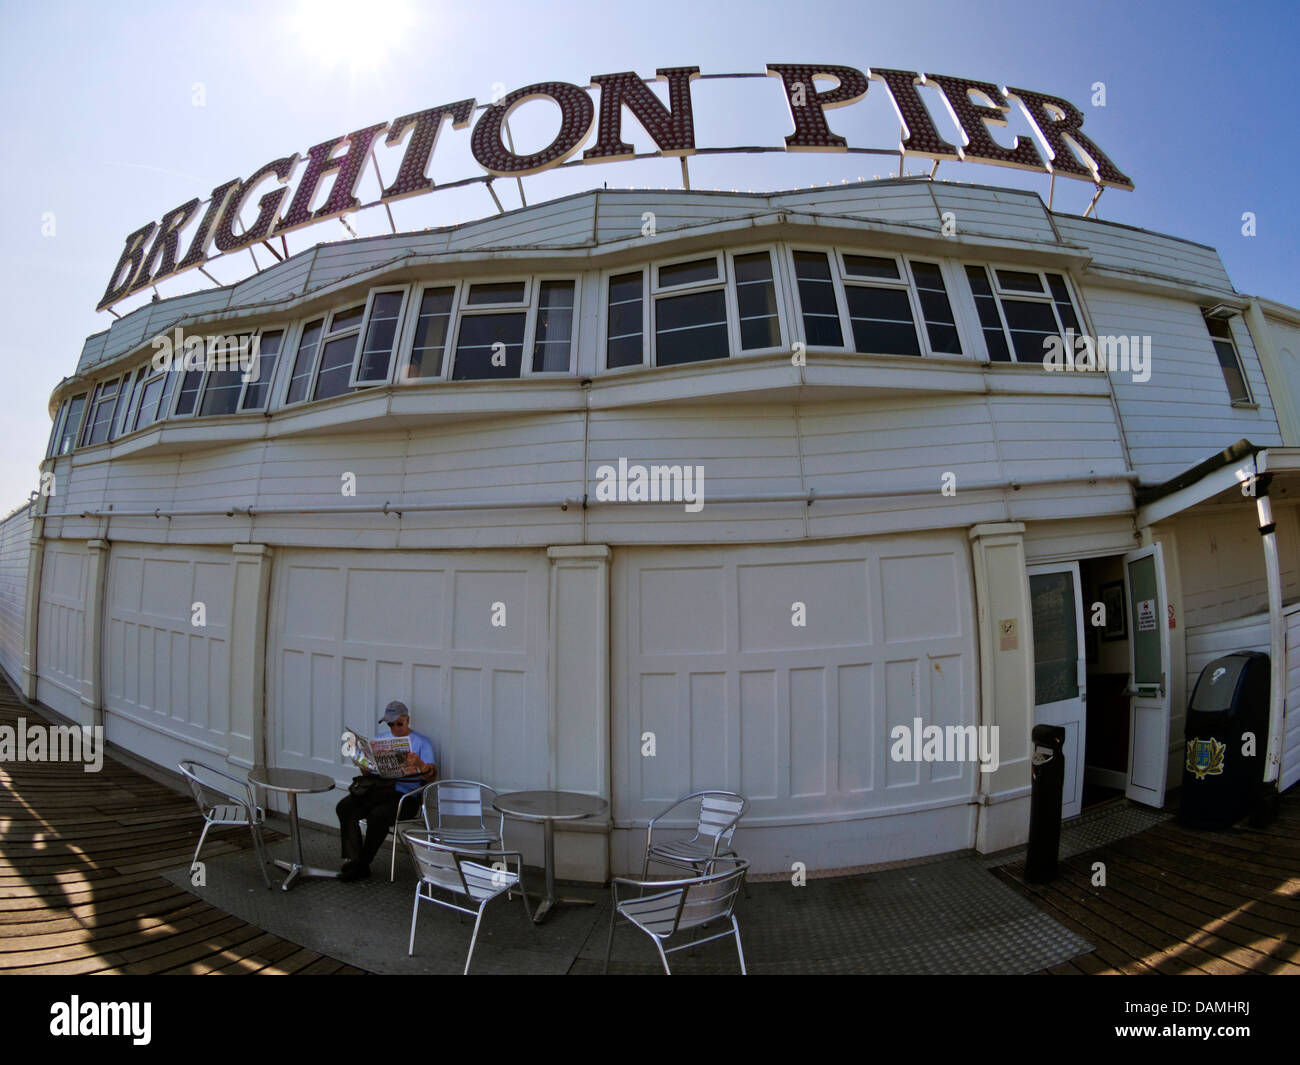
[605,859,749,974]
[697,793,746,847]
[176,760,270,890]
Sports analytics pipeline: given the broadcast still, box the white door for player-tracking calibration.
[1124,544,1172,807]
[1028,563,1086,819]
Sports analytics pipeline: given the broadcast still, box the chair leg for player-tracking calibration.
[408,887,422,956]
[191,819,212,872]
[389,827,399,882]
[249,821,272,890]
[652,936,673,975]
[464,905,488,975]
[603,907,618,974]
[732,915,747,975]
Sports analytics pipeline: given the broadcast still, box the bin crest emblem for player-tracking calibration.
[1185,737,1226,780]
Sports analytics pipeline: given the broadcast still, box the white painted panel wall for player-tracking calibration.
[612,532,976,872]
[35,541,89,719]
[266,547,550,824]
[1082,286,1282,483]
[0,503,32,684]
[102,544,233,763]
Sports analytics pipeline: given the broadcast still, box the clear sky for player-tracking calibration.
[1,0,1295,510]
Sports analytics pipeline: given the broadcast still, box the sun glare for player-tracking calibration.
[286,0,417,73]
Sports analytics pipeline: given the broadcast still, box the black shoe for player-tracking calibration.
[339,860,370,882]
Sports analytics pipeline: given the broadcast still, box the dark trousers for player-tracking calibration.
[336,782,401,865]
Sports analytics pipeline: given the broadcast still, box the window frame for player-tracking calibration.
[347,286,413,389]
[53,392,88,457]
[787,244,969,360]
[970,262,1085,365]
[725,245,788,356]
[236,325,289,412]
[1203,312,1254,406]
[601,268,651,372]
[46,400,70,459]
[443,274,580,381]
[80,376,124,447]
[394,281,464,384]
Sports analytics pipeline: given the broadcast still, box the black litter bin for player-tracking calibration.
[1179,651,1270,829]
[1025,723,1066,883]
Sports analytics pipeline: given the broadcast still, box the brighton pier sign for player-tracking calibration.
[99,64,1133,312]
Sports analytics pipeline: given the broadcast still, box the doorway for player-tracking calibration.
[1031,546,1173,820]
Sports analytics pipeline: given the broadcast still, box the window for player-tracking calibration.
[1204,313,1251,403]
[314,306,365,401]
[81,377,123,446]
[239,329,284,411]
[112,368,144,439]
[352,290,408,385]
[532,281,575,373]
[53,393,87,456]
[174,366,204,415]
[453,282,527,379]
[654,256,728,367]
[197,335,253,417]
[733,251,781,350]
[964,266,1081,363]
[605,272,645,369]
[130,361,178,432]
[46,400,69,459]
[405,288,455,380]
[793,251,843,347]
[448,278,578,380]
[792,250,963,357]
[286,318,324,404]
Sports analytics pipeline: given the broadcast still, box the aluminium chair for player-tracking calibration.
[384,780,437,881]
[604,858,749,974]
[422,779,504,847]
[177,760,272,889]
[642,790,748,878]
[402,829,532,974]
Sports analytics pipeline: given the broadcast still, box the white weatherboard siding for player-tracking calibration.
[0,505,32,684]
[101,544,233,769]
[35,541,89,720]
[1175,504,1300,630]
[1284,606,1300,791]
[1083,287,1282,484]
[265,548,550,826]
[612,533,977,873]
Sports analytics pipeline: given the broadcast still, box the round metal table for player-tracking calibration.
[492,790,608,923]
[248,767,337,891]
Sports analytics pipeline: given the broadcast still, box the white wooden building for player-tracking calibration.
[6,178,1300,877]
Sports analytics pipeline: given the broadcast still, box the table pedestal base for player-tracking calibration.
[271,859,341,891]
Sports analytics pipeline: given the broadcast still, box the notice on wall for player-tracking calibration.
[1137,598,1157,632]
[999,618,1018,651]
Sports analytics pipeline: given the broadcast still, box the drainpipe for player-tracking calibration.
[1253,464,1283,823]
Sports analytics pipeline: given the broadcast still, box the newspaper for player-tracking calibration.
[342,725,416,779]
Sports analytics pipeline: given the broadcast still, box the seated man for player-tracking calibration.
[335,700,437,881]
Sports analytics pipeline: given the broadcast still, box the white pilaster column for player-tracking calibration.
[968,522,1035,853]
[21,534,45,700]
[227,543,273,770]
[78,539,110,729]
[547,544,611,883]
